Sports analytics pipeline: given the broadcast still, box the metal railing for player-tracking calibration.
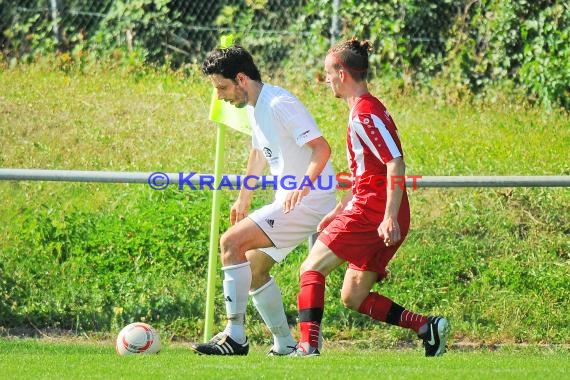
[1,169,569,188]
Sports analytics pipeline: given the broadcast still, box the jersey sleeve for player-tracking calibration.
[288,113,322,146]
[351,112,402,164]
[271,96,322,146]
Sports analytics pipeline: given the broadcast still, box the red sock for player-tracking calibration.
[358,292,393,321]
[358,293,428,334]
[399,310,428,333]
[297,270,325,348]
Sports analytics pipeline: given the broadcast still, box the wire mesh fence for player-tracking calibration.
[2,1,568,108]
[1,0,329,71]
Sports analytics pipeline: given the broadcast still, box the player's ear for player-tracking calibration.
[235,72,247,85]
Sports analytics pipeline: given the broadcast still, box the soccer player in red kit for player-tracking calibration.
[291,38,449,357]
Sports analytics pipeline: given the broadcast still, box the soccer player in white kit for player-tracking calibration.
[191,46,336,356]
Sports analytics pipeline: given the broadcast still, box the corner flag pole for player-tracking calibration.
[204,115,225,342]
[204,35,251,342]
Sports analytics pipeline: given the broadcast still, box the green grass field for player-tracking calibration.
[0,338,568,380]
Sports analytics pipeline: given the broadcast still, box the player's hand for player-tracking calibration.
[378,217,401,246]
[230,197,251,225]
[317,209,339,232]
[282,186,311,214]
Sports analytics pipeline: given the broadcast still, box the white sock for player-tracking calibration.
[221,262,251,344]
[251,277,297,353]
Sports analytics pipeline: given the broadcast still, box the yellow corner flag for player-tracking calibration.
[208,35,251,136]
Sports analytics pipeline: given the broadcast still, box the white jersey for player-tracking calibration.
[246,84,336,201]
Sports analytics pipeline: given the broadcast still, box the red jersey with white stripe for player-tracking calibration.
[318,93,410,274]
[346,93,406,210]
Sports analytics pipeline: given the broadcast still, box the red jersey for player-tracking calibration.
[319,93,410,274]
[346,93,405,211]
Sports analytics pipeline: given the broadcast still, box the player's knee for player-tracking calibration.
[340,289,368,311]
[219,230,233,253]
[220,230,244,264]
[340,291,361,311]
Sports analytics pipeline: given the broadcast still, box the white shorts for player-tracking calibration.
[248,193,336,263]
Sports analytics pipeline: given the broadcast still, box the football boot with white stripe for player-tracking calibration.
[418,316,449,357]
[191,332,249,356]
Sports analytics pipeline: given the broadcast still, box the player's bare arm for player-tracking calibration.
[231,148,267,225]
[283,136,331,213]
[378,157,405,246]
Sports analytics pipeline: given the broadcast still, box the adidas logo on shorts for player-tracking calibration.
[265,218,275,228]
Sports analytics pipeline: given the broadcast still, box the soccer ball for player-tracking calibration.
[115,322,161,356]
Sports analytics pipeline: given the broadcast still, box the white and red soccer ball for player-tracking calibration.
[115,322,161,356]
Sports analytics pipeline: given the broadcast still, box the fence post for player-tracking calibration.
[49,0,63,51]
[330,0,341,45]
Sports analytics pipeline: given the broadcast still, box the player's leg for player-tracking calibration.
[293,240,344,356]
[248,198,332,355]
[248,249,297,355]
[340,268,378,310]
[342,267,427,331]
[191,217,272,356]
[247,249,274,290]
[220,218,273,342]
[342,267,449,357]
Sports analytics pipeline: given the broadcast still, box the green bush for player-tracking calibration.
[0,188,215,332]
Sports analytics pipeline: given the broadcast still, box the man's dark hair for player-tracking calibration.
[202,45,262,81]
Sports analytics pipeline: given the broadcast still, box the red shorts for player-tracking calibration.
[318,195,410,276]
